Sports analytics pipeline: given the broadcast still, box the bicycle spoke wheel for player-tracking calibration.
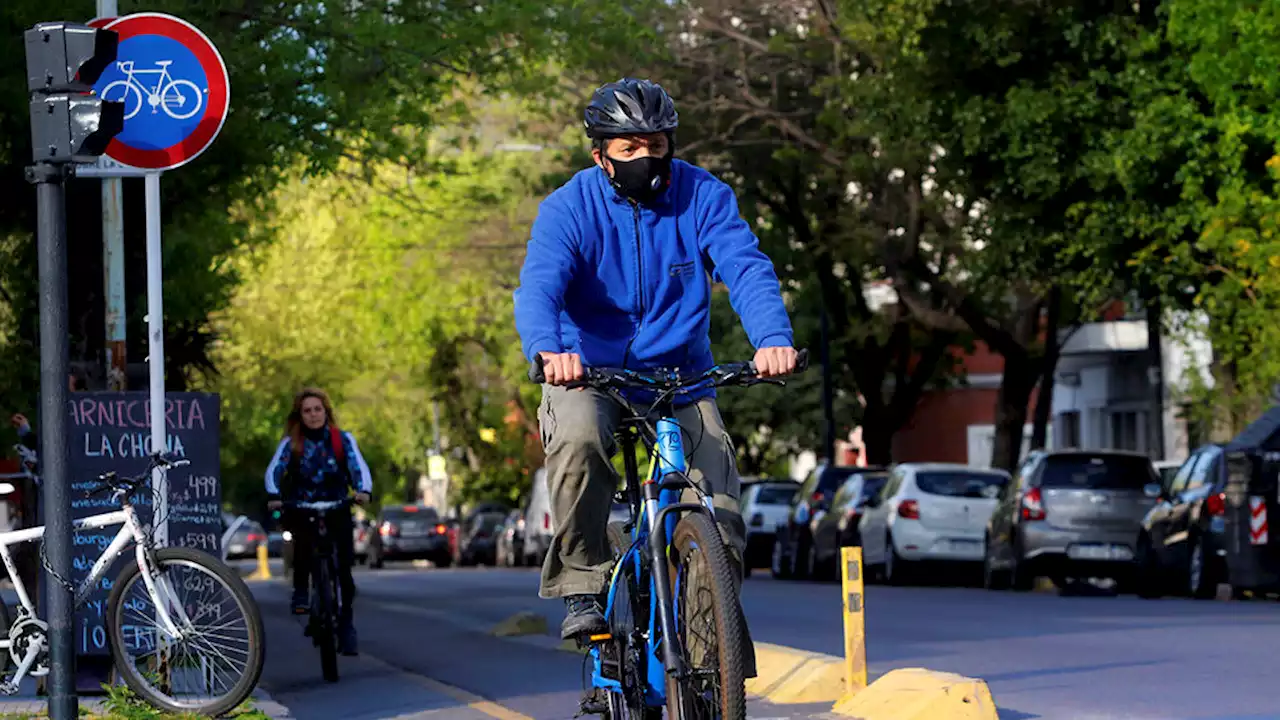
[666,513,746,720]
[107,548,265,717]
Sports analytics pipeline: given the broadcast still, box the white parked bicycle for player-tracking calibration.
[100,60,204,121]
[0,452,264,716]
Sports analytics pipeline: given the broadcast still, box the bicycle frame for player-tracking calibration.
[592,408,719,707]
[0,503,186,683]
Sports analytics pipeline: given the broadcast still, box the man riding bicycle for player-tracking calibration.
[266,388,372,656]
[512,78,798,660]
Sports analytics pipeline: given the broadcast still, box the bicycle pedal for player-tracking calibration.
[577,695,608,716]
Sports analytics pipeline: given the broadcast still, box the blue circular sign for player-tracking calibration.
[93,35,209,152]
[90,14,231,171]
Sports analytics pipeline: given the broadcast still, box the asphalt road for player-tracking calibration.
[246,561,1280,720]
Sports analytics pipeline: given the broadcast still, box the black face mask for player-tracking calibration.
[606,153,672,204]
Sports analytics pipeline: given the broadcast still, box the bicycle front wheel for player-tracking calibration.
[312,557,340,683]
[666,513,747,720]
[107,547,266,717]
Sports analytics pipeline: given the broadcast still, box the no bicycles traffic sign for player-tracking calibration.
[79,13,230,176]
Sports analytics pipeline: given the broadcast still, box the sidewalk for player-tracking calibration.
[0,572,294,719]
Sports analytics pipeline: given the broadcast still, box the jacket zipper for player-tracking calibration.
[632,202,644,315]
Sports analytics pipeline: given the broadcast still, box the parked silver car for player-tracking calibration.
[984,449,1159,592]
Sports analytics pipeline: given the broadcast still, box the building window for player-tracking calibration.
[1110,410,1141,451]
[1059,411,1081,449]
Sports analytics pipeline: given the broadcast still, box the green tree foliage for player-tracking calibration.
[205,106,568,512]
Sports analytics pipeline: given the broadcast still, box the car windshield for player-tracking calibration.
[858,474,889,501]
[1158,465,1179,486]
[755,484,798,505]
[1041,454,1155,490]
[476,512,505,531]
[818,467,859,494]
[915,471,1006,499]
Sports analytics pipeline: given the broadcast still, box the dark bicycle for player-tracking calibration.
[282,497,351,683]
[530,350,808,720]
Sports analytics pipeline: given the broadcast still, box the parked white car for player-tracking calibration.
[858,463,1010,584]
[738,478,799,571]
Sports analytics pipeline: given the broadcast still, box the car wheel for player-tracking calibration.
[370,548,384,570]
[983,535,1010,591]
[1135,534,1164,599]
[884,533,911,586]
[792,533,812,580]
[770,534,791,580]
[1008,544,1033,592]
[1187,535,1218,600]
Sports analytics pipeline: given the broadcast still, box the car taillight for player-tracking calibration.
[1021,488,1046,521]
[1206,492,1226,517]
[543,513,550,530]
[380,522,398,537]
[811,491,824,504]
[750,513,764,527]
[436,524,447,534]
[897,500,919,520]
[246,533,264,543]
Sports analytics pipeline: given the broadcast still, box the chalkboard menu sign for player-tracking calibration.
[52,391,222,658]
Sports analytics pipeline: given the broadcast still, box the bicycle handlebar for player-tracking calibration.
[527,348,810,391]
[279,498,353,513]
[87,452,190,498]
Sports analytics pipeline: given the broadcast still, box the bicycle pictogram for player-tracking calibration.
[100,60,204,121]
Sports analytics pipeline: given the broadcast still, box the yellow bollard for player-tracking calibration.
[840,546,867,699]
[248,542,272,581]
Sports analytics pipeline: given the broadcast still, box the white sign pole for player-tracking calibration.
[144,171,167,547]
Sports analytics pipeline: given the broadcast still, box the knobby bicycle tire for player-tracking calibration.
[605,523,662,720]
[313,556,340,683]
[665,513,747,720]
[106,547,266,717]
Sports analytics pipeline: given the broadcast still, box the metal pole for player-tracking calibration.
[100,0,124,394]
[145,172,167,546]
[31,163,77,720]
[1146,298,1166,460]
[820,302,836,463]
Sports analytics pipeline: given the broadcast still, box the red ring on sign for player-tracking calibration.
[102,14,230,171]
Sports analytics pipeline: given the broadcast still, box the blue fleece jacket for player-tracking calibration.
[513,159,793,390]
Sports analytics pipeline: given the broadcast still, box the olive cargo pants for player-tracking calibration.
[536,384,747,599]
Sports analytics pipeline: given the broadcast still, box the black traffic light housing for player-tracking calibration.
[23,22,125,164]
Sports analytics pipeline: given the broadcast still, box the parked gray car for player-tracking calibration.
[984,449,1159,592]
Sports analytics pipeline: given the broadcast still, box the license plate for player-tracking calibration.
[1067,544,1132,561]
[950,539,980,552]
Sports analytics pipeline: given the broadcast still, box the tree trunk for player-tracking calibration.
[991,358,1041,472]
[860,414,894,466]
[1030,287,1062,450]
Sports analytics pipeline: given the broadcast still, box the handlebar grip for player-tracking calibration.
[528,354,547,384]
[746,348,810,376]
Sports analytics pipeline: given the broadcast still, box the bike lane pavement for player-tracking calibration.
[250,578,839,720]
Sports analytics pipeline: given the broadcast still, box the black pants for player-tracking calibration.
[287,508,356,620]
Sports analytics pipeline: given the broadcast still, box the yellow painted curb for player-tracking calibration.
[745,642,846,704]
[831,668,998,719]
[490,610,549,637]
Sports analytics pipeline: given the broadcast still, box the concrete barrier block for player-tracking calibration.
[745,642,846,704]
[831,668,998,720]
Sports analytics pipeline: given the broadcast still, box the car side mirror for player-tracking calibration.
[1143,483,1162,500]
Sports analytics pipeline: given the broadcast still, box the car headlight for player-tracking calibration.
[282,531,293,542]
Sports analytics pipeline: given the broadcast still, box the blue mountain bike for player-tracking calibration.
[530,350,808,720]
